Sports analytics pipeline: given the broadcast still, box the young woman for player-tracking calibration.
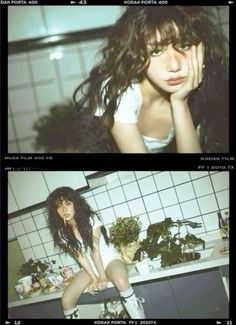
[73,6,229,153]
[46,187,145,319]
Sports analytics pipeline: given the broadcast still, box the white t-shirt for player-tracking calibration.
[79,216,121,271]
[95,82,175,153]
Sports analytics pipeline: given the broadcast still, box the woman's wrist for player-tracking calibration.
[89,273,98,282]
[83,268,98,282]
[98,273,107,281]
[170,97,188,108]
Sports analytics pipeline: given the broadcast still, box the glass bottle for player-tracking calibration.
[36,266,47,288]
[224,211,230,249]
[217,211,229,252]
[32,273,41,289]
[217,211,227,238]
[224,211,229,229]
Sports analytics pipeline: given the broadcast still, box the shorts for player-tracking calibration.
[86,244,123,273]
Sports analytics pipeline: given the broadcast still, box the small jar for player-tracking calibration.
[14,283,25,299]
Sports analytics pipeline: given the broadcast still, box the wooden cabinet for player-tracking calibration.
[9,299,64,319]
[133,279,179,318]
[169,268,229,318]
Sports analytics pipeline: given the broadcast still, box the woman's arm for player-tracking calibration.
[170,44,204,153]
[111,122,148,153]
[75,252,97,280]
[171,99,202,153]
[90,226,108,289]
[75,251,99,295]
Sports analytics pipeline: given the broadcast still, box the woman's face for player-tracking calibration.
[146,29,193,93]
[56,199,75,224]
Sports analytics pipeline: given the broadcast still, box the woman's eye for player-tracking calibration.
[150,48,162,57]
[178,43,192,51]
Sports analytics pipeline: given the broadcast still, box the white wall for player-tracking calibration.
[8,171,88,213]
[8,6,123,41]
[8,171,229,269]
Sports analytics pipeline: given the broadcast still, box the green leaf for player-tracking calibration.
[132,217,205,267]
[109,216,141,248]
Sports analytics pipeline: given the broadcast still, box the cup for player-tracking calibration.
[14,283,25,299]
[18,275,32,293]
[135,259,153,275]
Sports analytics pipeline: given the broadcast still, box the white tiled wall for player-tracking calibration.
[8,171,88,213]
[8,6,123,153]
[8,171,230,273]
[8,6,122,42]
[8,6,229,153]
[8,40,106,152]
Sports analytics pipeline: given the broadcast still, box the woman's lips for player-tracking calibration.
[166,77,186,85]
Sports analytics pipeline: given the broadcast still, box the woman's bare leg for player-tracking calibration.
[105,259,145,319]
[62,269,91,312]
[105,259,130,291]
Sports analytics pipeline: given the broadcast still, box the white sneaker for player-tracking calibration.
[122,294,146,319]
[136,297,145,318]
[64,306,81,319]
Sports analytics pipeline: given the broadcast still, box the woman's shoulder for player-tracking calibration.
[95,81,141,123]
[114,82,141,123]
[119,83,141,105]
[91,215,103,229]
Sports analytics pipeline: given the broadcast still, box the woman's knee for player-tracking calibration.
[62,270,91,308]
[61,292,75,310]
[106,259,130,290]
[111,273,130,291]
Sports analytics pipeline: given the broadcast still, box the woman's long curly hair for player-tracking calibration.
[46,187,104,256]
[73,6,229,153]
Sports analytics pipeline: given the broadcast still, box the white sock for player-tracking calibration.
[120,286,145,319]
[64,306,80,319]
[119,286,134,299]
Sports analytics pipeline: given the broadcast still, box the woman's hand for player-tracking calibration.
[170,42,204,103]
[87,277,99,296]
[86,275,108,295]
[97,275,108,291]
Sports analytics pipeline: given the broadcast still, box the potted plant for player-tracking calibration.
[18,258,54,288]
[133,218,205,267]
[99,297,129,319]
[18,258,51,276]
[109,216,142,264]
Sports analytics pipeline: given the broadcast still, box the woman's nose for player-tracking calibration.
[62,205,67,213]
[166,49,182,72]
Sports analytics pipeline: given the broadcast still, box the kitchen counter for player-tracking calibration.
[8,238,229,309]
